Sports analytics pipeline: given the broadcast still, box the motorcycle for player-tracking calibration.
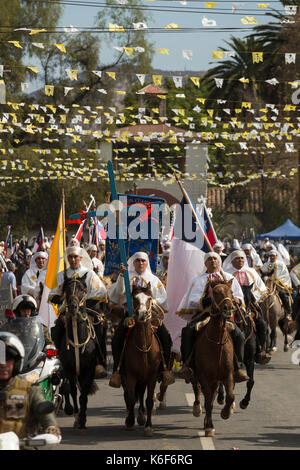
[0,317,63,414]
[0,431,61,450]
[0,401,61,450]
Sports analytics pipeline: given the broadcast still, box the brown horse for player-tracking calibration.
[193,279,236,437]
[259,278,288,352]
[122,283,162,437]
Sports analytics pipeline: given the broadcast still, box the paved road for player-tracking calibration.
[54,329,300,452]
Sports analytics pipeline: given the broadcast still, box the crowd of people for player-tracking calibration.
[1,228,300,442]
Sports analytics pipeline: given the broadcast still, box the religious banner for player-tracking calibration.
[104,193,165,276]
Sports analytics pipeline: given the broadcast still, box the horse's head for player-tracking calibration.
[63,272,88,315]
[210,279,235,319]
[241,283,254,308]
[132,282,153,323]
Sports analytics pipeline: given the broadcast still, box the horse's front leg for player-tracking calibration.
[191,377,202,417]
[68,376,79,427]
[217,383,225,405]
[137,383,146,426]
[220,374,235,420]
[144,378,157,437]
[124,376,137,430]
[240,344,255,410]
[156,382,167,409]
[202,380,218,437]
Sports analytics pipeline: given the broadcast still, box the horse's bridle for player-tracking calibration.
[65,278,88,311]
[210,284,235,317]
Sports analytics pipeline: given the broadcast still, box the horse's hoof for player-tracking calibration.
[205,428,215,437]
[193,403,202,417]
[272,347,277,352]
[239,399,248,410]
[144,427,153,437]
[137,414,146,426]
[284,344,289,352]
[159,401,167,410]
[221,402,235,419]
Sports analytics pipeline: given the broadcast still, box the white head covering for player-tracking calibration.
[204,252,222,265]
[232,239,241,250]
[66,246,82,257]
[127,251,152,275]
[213,241,224,251]
[222,249,248,272]
[30,251,48,271]
[65,246,93,271]
[87,244,97,252]
[268,249,278,256]
[68,238,80,247]
[157,250,170,272]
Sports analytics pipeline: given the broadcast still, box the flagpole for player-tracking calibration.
[107,160,133,317]
[62,189,67,272]
[173,171,213,252]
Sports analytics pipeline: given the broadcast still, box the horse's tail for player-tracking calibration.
[88,380,99,395]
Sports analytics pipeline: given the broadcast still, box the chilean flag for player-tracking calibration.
[32,227,45,253]
[201,203,218,248]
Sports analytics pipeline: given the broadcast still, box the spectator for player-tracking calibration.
[1,260,17,298]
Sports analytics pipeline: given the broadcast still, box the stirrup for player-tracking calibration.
[233,368,249,383]
[255,351,271,365]
[177,365,193,382]
[94,365,107,379]
[109,371,122,388]
[162,370,175,386]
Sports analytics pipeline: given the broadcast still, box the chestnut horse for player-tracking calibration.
[193,279,236,437]
[259,277,289,352]
[122,283,162,437]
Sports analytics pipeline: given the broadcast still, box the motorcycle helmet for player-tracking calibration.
[0,332,25,376]
[12,295,38,317]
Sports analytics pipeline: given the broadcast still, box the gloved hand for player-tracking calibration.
[124,317,135,329]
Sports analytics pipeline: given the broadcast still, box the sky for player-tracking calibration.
[57,0,283,72]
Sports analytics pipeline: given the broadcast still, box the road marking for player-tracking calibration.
[185,393,216,451]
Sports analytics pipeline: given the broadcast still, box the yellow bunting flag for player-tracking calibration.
[109,23,125,32]
[8,41,22,48]
[106,71,116,80]
[54,44,66,53]
[45,85,54,96]
[158,48,169,54]
[152,75,162,86]
[66,69,78,80]
[252,52,263,63]
[27,66,38,73]
[190,76,200,88]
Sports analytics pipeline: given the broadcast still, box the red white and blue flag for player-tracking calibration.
[32,227,45,253]
[3,226,12,257]
[165,191,216,353]
[201,202,218,248]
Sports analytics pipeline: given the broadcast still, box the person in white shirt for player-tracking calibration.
[241,243,263,272]
[87,244,104,278]
[108,251,174,388]
[21,251,48,299]
[261,250,292,315]
[176,252,249,383]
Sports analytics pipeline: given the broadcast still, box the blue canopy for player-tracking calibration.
[257,219,300,240]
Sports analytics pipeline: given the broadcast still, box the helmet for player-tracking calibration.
[12,295,38,317]
[0,332,25,376]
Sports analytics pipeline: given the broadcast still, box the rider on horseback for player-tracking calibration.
[222,250,271,365]
[108,251,174,389]
[177,252,250,384]
[261,250,293,319]
[49,246,108,379]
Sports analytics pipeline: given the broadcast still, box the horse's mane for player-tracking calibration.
[132,283,153,297]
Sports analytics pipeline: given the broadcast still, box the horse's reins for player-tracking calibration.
[64,278,94,376]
